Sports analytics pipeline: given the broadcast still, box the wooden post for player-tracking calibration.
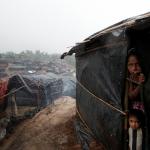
[124,80,129,150]
[11,92,18,117]
[36,82,40,110]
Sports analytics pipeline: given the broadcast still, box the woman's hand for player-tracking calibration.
[138,73,145,84]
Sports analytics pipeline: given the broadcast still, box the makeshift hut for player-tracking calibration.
[61,12,150,150]
[7,74,63,110]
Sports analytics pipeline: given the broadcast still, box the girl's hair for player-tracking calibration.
[129,109,145,127]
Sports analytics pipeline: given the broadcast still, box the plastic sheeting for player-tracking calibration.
[7,74,63,107]
[76,30,128,150]
[63,12,150,149]
[62,76,76,98]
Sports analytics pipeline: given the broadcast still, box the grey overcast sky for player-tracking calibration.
[0,0,150,54]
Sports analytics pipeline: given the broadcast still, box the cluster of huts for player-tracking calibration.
[0,57,76,140]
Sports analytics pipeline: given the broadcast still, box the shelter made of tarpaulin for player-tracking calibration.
[62,12,150,149]
[7,73,63,108]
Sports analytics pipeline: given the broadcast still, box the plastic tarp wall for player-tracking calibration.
[75,30,128,149]
[61,12,150,149]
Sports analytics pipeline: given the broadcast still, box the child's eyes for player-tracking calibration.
[130,120,139,123]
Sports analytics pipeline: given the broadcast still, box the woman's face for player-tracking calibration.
[128,55,141,75]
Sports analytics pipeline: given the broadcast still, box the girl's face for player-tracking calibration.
[129,115,140,129]
[128,55,141,75]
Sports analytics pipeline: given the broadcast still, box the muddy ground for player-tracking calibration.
[0,96,105,150]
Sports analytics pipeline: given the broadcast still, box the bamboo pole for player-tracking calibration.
[11,92,18,117]
[124,79,129,150]
[36,82,40,110]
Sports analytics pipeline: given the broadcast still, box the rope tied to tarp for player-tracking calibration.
[0,85,25,100]
[76,108,95,136]
[76,79,126,116]
[0,81,42,100]
[75,108,96,150]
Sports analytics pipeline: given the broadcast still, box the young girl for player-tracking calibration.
[128,109,145,150]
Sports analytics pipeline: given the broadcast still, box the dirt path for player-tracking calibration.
[0,96,105,150]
